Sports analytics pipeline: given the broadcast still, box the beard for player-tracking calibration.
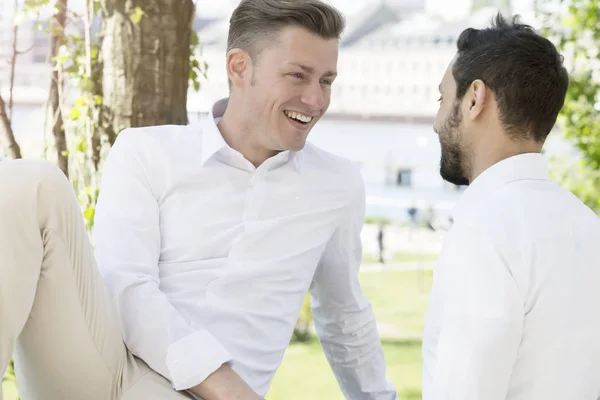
[438,101,470,186]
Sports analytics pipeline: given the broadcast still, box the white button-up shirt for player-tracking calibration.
[93,100,397,399]
[422,153,600,399]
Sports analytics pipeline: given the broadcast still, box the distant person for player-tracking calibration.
[423,13,600,400]
[407,203,419,240]
[0,1,398,399]
[377,223,385,263]
[407,204,418,224]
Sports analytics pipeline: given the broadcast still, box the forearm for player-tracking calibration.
[315,308,397,399]
[189,364,263,400]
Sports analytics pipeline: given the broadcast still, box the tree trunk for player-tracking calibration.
[0,94,21,159]
[100,0,195,135]
[49,0,69,177]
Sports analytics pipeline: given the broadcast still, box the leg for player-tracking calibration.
[0,160,126,399]
[120,358,195,400]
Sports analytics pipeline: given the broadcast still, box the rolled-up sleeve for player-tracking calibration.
[309,170,398,400]
[93,129,232,390]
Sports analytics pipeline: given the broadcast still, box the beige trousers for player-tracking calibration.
[0,160,194,400]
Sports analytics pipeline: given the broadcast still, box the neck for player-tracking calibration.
[217,100,279,168]
[469,138,543,183]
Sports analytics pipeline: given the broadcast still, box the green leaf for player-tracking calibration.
[77,140,87,153]
[83,207,95,228]
[75,97,87,108]
[79,78,94,92]
[95,1,102,14]
[130,7,145,24]
[540,0,600,214]
[191,32,200,46]
[68,107,81,120]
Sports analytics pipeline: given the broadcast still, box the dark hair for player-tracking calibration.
[227,0,345,59]
[453,13,569,142]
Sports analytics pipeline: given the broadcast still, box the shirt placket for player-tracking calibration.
[228,167,268,262]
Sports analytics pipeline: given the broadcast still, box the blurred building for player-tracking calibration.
[2,0,546,222]
[0,1,50,105]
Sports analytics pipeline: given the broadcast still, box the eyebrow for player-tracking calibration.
[438,83,442,92]
[288,62,337,77]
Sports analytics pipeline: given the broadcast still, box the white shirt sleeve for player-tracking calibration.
[309,172,398,400]
[430,224,524,400]
[93,129,232,391]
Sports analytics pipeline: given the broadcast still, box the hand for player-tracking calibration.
[189,364,263,400]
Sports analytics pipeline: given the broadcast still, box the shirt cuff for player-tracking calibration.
[165,329,233,391]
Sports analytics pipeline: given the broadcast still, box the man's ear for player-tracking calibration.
[226,48,250,89]
[465,79,487,121]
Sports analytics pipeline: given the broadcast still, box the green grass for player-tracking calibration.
[391,252,438,263]
[363,251,438,264]
[361,269,433,337]
[267,270,432,398]
[3,270,432,400]
[267,338,423,400]
[2,377,18,400]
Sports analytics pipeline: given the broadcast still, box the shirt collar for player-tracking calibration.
[200,98,230,166]
[452,153,551,221]
[199,97,304,172]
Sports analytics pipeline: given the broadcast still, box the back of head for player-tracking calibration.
[227,0,345,61]
[453,13,569,142]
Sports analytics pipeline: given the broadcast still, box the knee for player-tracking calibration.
[0,159,71,198]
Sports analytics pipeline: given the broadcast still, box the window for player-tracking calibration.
[396,169,413,187]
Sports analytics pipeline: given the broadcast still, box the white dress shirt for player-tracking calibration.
[422,153,600,400]
[93,100,397,399]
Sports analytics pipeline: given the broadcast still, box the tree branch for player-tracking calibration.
[16,43,36,55]
[8,0,19,120]
[49,0,69,177]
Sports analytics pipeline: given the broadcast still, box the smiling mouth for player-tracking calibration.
[284,110,314,125]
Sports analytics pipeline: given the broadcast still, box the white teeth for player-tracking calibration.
[285,111,313,123]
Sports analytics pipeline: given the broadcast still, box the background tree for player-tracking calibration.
[539,0,600,213]
[49,0,69,175]
[0,0,25,160]
[3,1,204,396]
[100,0,196,136]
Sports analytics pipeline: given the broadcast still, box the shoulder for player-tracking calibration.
[457,178,599,252]
[112,123,200,154]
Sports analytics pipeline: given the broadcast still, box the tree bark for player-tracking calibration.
[49,0,69,176]
[100,0,195,136]
[0,94,21,159]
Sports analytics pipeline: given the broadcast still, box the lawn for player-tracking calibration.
[363,251,438,264]
[361,269,432,338]
[267,269,432,399]
[2,379,18,400]
[267,338,423,400]
[3,269,433,399]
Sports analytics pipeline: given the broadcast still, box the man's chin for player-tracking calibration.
[286,140,308,152]
[440,168,469,187]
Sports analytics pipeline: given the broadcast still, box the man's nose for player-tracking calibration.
[301,81,326,111]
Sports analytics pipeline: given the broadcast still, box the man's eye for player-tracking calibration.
[321,79,332,86]
[437,96,443,102]
[292,72,304,79]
